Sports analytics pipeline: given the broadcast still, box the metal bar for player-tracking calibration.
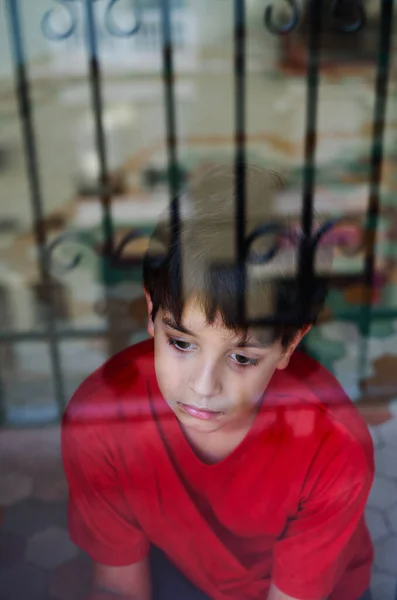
[358,0,394,376]
[335,307,397,322]
[83,0,114,252]
[298,0,324,321]
[234,308,397,329]
[83,0,124,354]
[160,0,182,301]
[6,0,66,413]
[234,0,247,323]
[0,327,138,343]
[2,303,397,344]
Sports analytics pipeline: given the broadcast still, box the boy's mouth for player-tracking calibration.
[177,402,224,421]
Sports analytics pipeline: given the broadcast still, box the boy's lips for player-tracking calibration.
[177,402,224,421]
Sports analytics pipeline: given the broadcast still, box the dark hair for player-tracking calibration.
[143,164,331,349]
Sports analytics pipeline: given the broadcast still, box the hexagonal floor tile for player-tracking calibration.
[375,536,397,575]
[0,472,33,507]
[20,447,63,481]
[49,554,92,600]
[0,427,62,480]
[371,571,397,600]
[386,504,397,536]
[0,561,47,600]
[365,509,388,543]
[26,526,79,570]
[375,447,397,480]
[0,530,26,568]
[32,474,68,502]
[3,497,68,537]
[367,475,397,511]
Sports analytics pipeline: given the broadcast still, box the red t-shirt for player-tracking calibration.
[62,339,374,600]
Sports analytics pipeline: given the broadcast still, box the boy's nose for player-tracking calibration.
[189,360,222,399]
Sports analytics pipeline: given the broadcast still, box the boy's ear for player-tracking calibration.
[276,325,312,371]
[144,289,155,338]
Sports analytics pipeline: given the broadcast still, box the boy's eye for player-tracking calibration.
[169,338,193,352]
[231,354,259,367]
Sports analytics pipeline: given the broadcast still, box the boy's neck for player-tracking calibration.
[179,411,259,465]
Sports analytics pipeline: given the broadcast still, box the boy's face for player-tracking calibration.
[145,294,307,435]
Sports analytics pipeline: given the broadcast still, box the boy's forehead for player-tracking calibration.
[163,305,276,348]
[250,326,277,347]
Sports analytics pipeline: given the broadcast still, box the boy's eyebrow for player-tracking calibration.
[162,317,194,336]
[235,338,270,349]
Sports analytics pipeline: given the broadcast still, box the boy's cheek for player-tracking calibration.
[156,353,181,383]
[154,357,183,402]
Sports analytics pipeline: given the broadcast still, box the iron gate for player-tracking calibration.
[0,0,396,424]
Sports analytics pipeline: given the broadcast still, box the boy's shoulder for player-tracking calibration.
[270,350,374,466]
[63,338,155,426]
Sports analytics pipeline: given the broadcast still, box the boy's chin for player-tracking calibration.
[175,409,228,434]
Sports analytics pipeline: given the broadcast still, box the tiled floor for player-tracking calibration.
[369,419,397,600]
[1,421,397,600]
[0,427,91,600]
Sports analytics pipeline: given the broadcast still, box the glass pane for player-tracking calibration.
[1,2,397,597]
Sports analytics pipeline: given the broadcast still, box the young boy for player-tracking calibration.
[62,165,374,600]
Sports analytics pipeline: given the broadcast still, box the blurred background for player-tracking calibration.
[1,0,397,598]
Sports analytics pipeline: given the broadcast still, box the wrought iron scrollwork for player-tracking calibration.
[105,0,141,37]
[312,217,365,258]
[264,0,300,35]
[46,231,96,275]
[311,218,338,248]
[331,0,366,34]
[41,0,78,40]
[46,216,364,277]
[112,229,150,266]
[41,0,141,41]
[46,228,153,275]
[245,223,284,265]
[245,217,362,267]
